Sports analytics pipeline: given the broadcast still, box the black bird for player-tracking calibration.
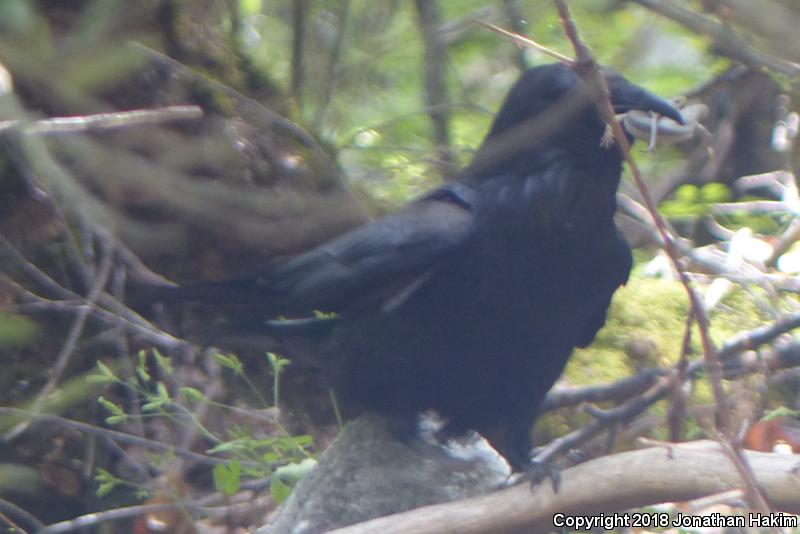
[144,63,682,473]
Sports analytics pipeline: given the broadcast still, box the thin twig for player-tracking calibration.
[630,0,800,76]
[0,407,260,468]
[415,0,458,180]
[5,237,116,440]
[536,338,800,462]
[543,312,800,414]
[37,487,273,534]
[291,0,308,110]
[0,224,180,349]
[553,0,730,434]
[534,378,668,463]
[312,0,350,131]
[128,42,343,182]
[472,18,573,64]
[500,0,528,69]
[669,310,695,441]
[38,502,206,534]
[0,509,26,534]
[0,106,202,135]
[541,368,666,410]
[717,434,773,514]
[718,311,800,358]
[3,274,185,349]
[0,232,77,299]
[0,497,44,532]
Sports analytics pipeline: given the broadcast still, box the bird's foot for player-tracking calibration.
[527,459,561,493]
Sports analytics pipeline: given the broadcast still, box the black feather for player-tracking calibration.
[140,63,681,471]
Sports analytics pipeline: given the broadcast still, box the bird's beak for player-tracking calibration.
[612,85,684,125]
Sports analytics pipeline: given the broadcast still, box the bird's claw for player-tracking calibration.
[527,459,561,493]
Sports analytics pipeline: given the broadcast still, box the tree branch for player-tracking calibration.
[630,0,800,76]
[330,441,800,534]
[415,0,457,180]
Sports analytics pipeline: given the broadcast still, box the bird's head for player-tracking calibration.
[470,62,683,176]
[602,68,683,124]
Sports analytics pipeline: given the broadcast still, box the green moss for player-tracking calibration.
[567,277,690,384]
[568,275,768,383]
[536,274,772,443]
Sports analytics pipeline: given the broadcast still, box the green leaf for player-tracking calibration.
[270,476,292,504]
[141,384,169,411]
[86,373,115,384]
[274,435,313,454]
[700,183,731,203]
[135,488,152,500]
[290,435,313,447]
[95,361,118,381]
[180,387,205,402]
[105,415,126,425]
[95,468,119,497]
[674,184,699,203]
[156,381,170,400]
[240,0,262,16]
[141,399,165,412]
[86,360,121,384]
[97,481,115,497]
[213,460,241,496]
[137,350,150,383]
[273,458,317,485]
[266,352,291,374]
[214,352,243,374]
[98,396,124,417]
[207,440,244,454]
[97,360,117,379]
[152,348,173,374]
[262,451,280,463]
[762,407,800,422]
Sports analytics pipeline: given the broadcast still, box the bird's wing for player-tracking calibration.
[146,183,476,315]
[266,184,476,313]
[575,227,633,348]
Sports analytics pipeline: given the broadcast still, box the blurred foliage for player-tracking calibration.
[0,313,38,347]
[539,276,771,443]
[661,183,733,217]
[662,183,789,235]
[3,0,800,527]
[238,0,716,206]
[90,349,313,502]
[568,275,767,390]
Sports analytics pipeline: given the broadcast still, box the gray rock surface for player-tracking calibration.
[258,414,510,533]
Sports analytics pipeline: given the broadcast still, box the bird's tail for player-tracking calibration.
[134,276,267,305]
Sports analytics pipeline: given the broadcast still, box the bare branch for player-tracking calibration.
[0,407,258,468]
[472,18,573,63]
[291,0,308,109]
[0,497,44,533]
[312,0,350,131]
[630,0,800,76]
[553,0,730,434]
[717,435,773,514]
[0,106,202,135]
[719,312,800,358]
[330,442,800,534]
[541,368,666,410]
[5,237,116,440]
[415,0,457,180]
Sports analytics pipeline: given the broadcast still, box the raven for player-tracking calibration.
[144,63,682,472]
